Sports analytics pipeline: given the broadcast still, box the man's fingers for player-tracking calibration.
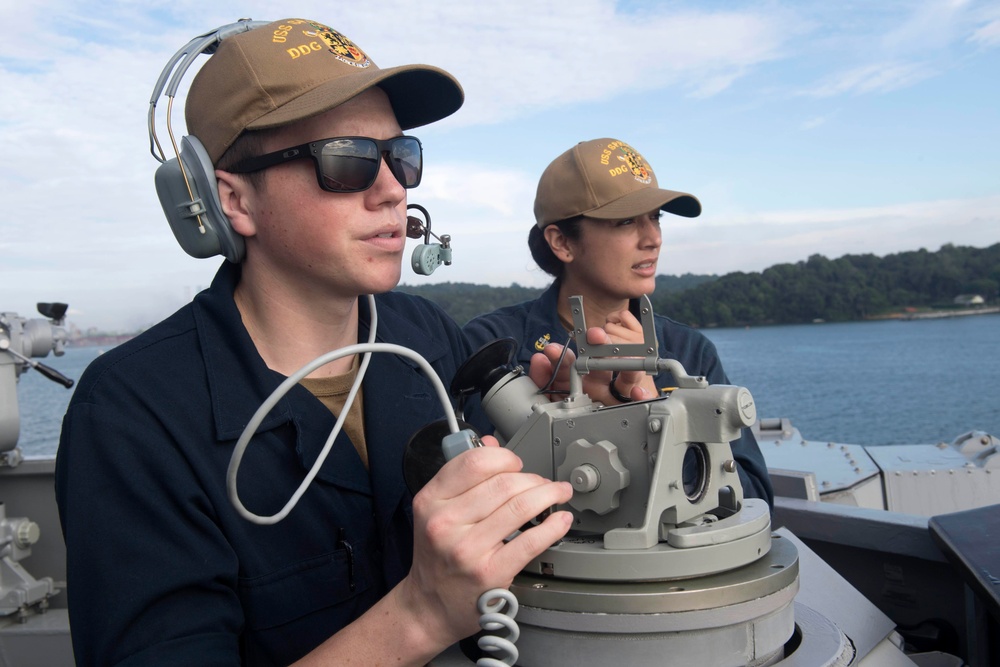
[419,445,523,501]
[494,510,573,574]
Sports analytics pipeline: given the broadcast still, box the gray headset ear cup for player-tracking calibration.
[153,135,245,263]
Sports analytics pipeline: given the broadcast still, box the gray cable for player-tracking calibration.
[225,295,517,661]
[227,295,456,525]
[476,589,520,666]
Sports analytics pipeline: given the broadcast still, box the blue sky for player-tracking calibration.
[1,1,998,331]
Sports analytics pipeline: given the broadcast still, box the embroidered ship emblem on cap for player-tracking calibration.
[305,23,371,68]
[617,144,652,184]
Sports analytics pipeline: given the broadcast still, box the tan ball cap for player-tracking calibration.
[185,18,465,163]
[534,138,701,228]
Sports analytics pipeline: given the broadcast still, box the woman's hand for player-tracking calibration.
[598,309,659,401]
[528,323,655,405]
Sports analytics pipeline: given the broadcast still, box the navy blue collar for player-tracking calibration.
[191,262,451,505]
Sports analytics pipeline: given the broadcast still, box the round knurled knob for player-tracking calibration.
[15,520,41,548]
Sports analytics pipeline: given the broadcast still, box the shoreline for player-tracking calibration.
[899,306,1000,321]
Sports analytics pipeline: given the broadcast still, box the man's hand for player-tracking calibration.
[400,438,573,647]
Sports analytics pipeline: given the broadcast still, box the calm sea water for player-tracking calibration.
[11,313,999,457]
[702,313,999,446]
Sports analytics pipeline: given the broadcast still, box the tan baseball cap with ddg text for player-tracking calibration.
[534,138,701,228]
[186,18,465,164]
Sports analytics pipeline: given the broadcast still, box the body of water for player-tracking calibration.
[702,313,999,446]
[10,313,999,457]
[14,345,105,458]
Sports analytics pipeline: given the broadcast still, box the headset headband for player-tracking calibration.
[148,19,268,163]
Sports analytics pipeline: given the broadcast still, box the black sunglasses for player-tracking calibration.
[229,136,423,193]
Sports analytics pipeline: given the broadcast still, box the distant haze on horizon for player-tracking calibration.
[2,1,998,331]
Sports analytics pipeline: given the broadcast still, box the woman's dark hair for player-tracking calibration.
[528,216,584,278]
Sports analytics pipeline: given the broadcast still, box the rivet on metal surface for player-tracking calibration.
[649,418,662,433]
[723,460,737,473]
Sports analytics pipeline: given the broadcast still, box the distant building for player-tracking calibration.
[953,294,985,307]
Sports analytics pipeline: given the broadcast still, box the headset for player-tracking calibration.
[148,19,454,273]
[148,19,267,263]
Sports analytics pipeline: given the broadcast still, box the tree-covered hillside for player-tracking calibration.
[650,243,1000,327]
[398,243,1000,327]
[395,283,543,325]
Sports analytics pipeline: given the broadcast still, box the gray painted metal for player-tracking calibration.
[755,419,882,495]
[522,498,773,581]
[867,444,1000,516]
[758,419,1000,516]
[775,529,899,660]
[512,534,798,615]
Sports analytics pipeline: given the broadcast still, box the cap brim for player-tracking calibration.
[585,188,702,220]
[245,63,464,132]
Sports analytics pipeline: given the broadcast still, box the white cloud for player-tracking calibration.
[660,195,1000,275]
[799,113,834,130]
[880,0,972,55]
[803,61,937,97]
[417,164,536,217]
[968,18,1000,46]
[335,1,797,124]
[2,1,999,331]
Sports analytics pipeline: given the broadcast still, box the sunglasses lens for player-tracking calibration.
[387,138,422,188]
[317,137,422,192]
[319,139,380,192]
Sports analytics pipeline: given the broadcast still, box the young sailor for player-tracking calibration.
[464,138,773,504]
[55,18,580,666]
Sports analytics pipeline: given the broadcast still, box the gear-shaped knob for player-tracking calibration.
[558,439,630,515]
